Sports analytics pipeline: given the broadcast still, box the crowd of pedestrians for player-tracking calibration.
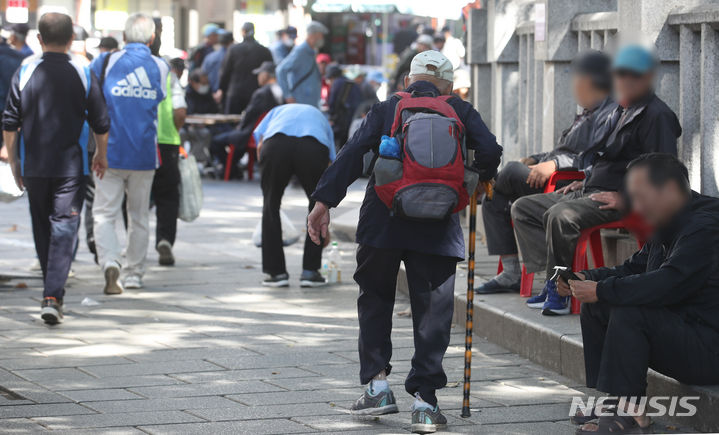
[1,9,719,435]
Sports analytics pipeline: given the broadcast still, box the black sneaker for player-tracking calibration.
[300,270,327,288]
[411,401,447,434]
[350,385,399,416]
[262,273,289,287]
[156,240,175,266]
[41,297,63,325]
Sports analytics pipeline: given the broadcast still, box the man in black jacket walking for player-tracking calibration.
[562,154,719,433]
[511,44,682,315]
[218,22,273,114]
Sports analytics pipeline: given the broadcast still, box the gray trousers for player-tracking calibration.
[482,161,542,255]
[510,190,622,280]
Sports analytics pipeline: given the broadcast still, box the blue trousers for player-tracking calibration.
[25,177,85,300]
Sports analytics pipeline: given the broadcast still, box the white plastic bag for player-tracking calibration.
[0,162,24,203]
[178,153,203,222]
[252,210,301,247]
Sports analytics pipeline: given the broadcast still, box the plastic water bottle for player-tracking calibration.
[379,135,400,158]
[327,242,342,284]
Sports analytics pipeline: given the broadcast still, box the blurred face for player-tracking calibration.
[572,74,595,109]
[626,167,686,228]
[257,71,270,86]
[613,70,653,105]
[434,40,445,51]
[191,75,210,94]
[207,33,219,45]
[318,61,328,76]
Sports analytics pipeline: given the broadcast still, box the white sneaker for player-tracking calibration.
[103,262,123,295]
[156,240,175,266]
[124,275,143,289]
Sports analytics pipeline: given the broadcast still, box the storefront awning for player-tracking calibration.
[311,0,472,19]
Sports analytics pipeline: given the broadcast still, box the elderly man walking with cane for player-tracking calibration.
[308,51,501,434]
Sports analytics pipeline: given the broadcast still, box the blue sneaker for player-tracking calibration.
[526,280,553,309]
[541,280,570,316]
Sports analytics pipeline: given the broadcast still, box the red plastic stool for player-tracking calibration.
[569,214,651,314]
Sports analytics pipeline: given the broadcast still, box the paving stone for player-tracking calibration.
[226,389,361,406]
[139,418,310,435]
[81,360,223,378]
[39,428,146,435]
[128,380,284,399]
[169,367,317,383]
[0,356,133,371]
[461,403,572,425]
[0,417,48,432]
[33,410,203,430]
[186,402,343,421]
[206,351,352,370]
[83,396,239,413]
[13,367,97,383]
[41,374,185,391]
[58,388,143,402]
[0,403,96,418]
[124,347,261,362]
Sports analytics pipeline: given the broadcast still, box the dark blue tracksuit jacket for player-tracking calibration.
[312,81,502,259]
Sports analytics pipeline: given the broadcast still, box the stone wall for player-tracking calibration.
[468,0,719,196]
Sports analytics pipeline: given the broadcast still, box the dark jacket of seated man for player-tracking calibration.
[510,85,682,286]
[575,154,719,400]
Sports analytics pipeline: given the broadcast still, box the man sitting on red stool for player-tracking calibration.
[476,50,614,294]
[562,153,719,434]
[210,61,283,179]
[511,44,681,315]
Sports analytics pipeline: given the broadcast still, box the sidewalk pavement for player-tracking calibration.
[0,179,624,434]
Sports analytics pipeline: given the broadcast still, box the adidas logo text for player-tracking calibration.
[111,66,157,100]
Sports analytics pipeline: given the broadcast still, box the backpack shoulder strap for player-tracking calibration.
[99,51,113,88]
[390,94,465,134]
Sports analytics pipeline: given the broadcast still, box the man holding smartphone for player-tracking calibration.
[559,154,719,434]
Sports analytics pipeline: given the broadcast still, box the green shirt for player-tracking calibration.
[157,74,184,145]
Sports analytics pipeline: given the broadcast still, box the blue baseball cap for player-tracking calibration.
[613,44,656,74]
[367,70,387,84]
[202,23,220,37]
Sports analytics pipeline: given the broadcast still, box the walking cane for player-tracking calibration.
[462,182,492,418]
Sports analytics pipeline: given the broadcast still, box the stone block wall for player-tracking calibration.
[468,0,719,196]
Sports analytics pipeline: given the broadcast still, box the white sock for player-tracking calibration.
[413,393,433,410]
[370,379,389,393]
[495,256,521,286]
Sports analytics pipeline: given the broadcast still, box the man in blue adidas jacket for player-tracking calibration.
[308,51,502,433]
[90,13,169,294]
[2,12,110,324]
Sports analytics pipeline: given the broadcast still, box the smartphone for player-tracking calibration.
[552,266,582,283]
[558,268,582,282]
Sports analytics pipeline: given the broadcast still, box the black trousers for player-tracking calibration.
[260,134,329,275]
[580,301,719,397]
[25,176,85,300]
[152,144,180,246]
[210,129,246,178]
[482,161,542,255]
[354,244,457,407]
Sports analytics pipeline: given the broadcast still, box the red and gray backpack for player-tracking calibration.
[373,91,478,221]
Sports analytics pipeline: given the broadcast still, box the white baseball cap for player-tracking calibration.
[409,50,454,82]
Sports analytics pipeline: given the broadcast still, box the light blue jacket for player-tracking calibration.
[91,43,169,171]
[276,42,321,107]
